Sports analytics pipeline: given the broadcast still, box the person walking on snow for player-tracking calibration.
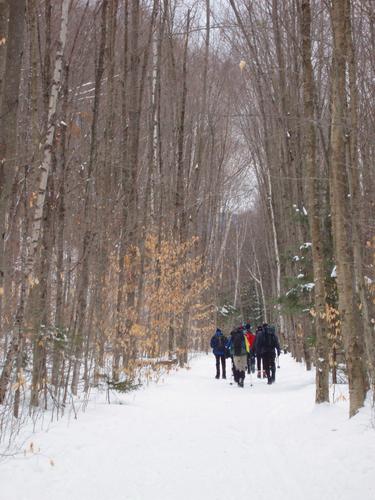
[226,331,238,383]
[255,325,265,378]
[230,327,248,387]
[254,324,281,385]
[244,324,256,374]
[210,328,227,379]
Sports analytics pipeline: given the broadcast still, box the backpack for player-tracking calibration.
[265,326,276,350]
[232,330,244,356]
[216,335,226,352]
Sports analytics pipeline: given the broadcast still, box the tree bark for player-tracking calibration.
[330,0,368,417]
[344,0,375,390]
[175,10,190,366]
[71,0,108,395]
[300,0,329,402]
[26,0,69,277]
[0,0,9,110]
[0,0,25,336]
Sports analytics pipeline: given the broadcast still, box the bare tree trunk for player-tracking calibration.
[265,163,284,336]
[71,0,108,395]
[28,0,39,149]
[0,0,9,109]
[330,0,367,417]
[30,189,53,408]
[175,9,190,366]
[300,0,329,402]
[345,0,375,390]
[113,0,129,381]
[12,166,28,417]
[26,0,69,276]
[0,0,25,335]
[51,63,69,391]
[0,0,8,336]
[0,0,68,408]
[191,0,210,240]
[122,0,142,352]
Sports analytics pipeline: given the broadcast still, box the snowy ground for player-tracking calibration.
[1,354,375,500]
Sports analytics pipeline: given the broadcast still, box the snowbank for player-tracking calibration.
[1,355,374,500]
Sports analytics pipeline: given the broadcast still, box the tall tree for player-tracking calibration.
[330,0,367,416]
[300,0,329,403]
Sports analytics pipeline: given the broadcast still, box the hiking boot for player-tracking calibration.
[215,375,219,379]
[267,378,273,385]
[222,375,226,379]
[238,378,244,387]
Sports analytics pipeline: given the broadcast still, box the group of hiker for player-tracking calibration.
[210,323,281,387]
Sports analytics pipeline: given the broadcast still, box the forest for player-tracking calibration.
[0,0,374,447]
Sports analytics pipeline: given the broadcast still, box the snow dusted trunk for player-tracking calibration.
[300,0,329,402]
[330,0,367,416]
[27,0,69,276]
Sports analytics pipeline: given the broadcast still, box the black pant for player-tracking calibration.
[262,352,276,382]
[256,354,262,372]
[247,353,256,374]
[231,357,239,382]
[215,354,226,377]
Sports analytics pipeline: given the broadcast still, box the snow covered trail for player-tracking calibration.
[2,354,375,500]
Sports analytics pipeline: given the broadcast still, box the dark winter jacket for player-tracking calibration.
[229,328,247,357]
[210,329,227,356]
[254,325,281,356]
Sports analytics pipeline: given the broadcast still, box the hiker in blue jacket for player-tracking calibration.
[210,328,227,379]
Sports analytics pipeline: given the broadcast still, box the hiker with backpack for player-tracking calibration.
[226,331,238,383]
[255,325,265,378]
[210,328,228,379]
[244,323,256,374]
[254,323,281,385]
[229,326,248,387]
